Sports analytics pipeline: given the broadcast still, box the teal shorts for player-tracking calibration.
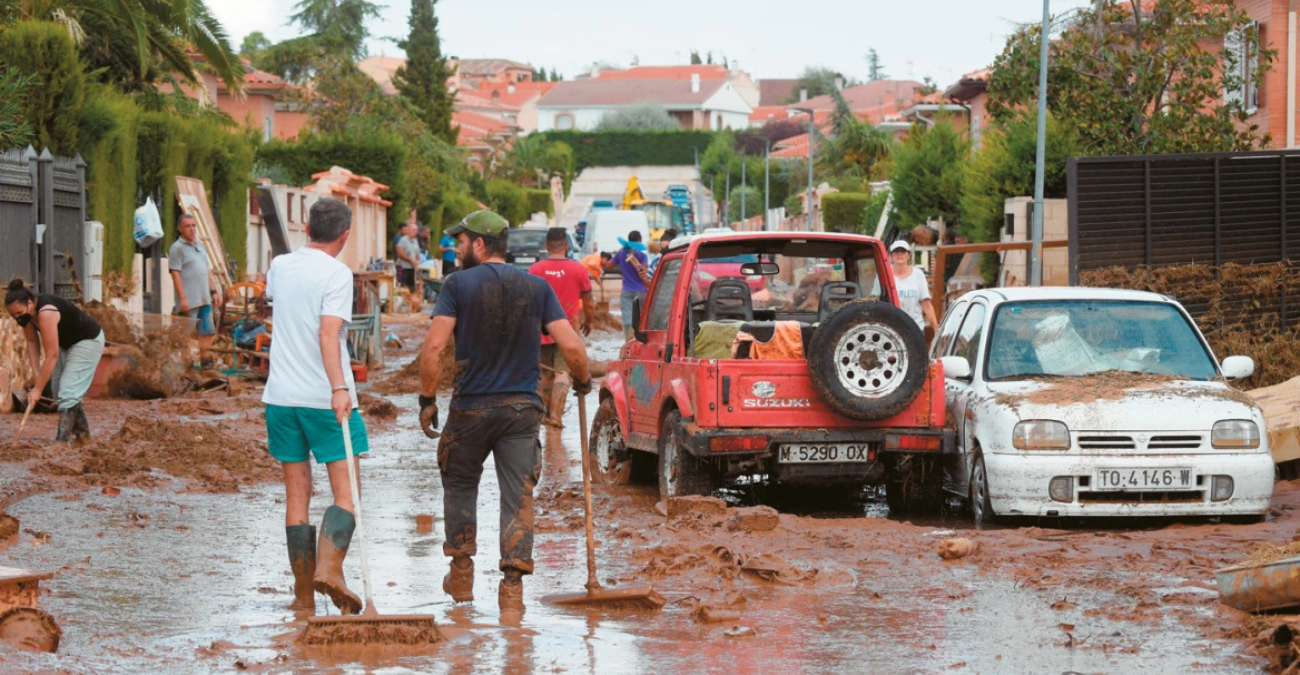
[266,405,369,464]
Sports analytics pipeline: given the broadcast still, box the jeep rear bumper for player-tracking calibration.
[680,423,953,485]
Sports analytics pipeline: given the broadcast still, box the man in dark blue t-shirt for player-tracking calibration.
[417,210,591,613]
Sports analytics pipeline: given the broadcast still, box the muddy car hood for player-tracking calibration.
[982,378,1261,432]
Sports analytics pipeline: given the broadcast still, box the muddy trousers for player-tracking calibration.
[438,404,543,574]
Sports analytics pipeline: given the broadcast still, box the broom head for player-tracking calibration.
[300,614,443,646]
[542,585,666,610]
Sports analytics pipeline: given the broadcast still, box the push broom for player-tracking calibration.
[542,392,665,610]
[300,418,442,645]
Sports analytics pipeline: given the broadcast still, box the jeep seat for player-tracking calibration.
[706,278,753,322]
[734,320,813,359]
[818,282,861,323]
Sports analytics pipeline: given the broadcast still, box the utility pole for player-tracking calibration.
[710,174,717,227]
[724,170,731,227]
[740,153,747,223]
[764,139,771,231]
[1031,0,1050,286]
[693,146,702,232]
[791,108,816,232]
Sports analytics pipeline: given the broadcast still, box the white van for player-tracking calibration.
[582,210,650,256]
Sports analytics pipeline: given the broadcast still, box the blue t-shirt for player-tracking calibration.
[432,262,567,411]
[440,235,456,263]
[611,247,649,293]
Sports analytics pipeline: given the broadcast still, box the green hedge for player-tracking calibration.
[257,131,409,225]
[533,130,715,170]
[485,180,527,225]
[0,21,84,156]
[822,192,872,232]
[524,188,553,218]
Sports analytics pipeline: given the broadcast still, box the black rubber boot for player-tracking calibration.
[54,409,75,443]
[71,403,90,442]
[286,525,316,613]
[313,505,361,614]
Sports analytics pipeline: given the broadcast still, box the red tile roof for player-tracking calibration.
[458,81,556,110]
[749,105,791,122]
[536,78,726,107]
[452,110,516,148]
[759,78,800,106]
[794,80,926,112]
[589,65,730,80]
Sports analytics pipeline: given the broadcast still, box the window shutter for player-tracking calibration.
[1247,21,1260,112]
[1224,28,1244,107]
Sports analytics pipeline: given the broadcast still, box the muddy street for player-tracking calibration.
[0,325,1289,674]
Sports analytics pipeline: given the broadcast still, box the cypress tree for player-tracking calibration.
[393,0,457,144]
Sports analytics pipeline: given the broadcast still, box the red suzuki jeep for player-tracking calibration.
[591,231,951,514]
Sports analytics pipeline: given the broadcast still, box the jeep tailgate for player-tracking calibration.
[712,360,943,429]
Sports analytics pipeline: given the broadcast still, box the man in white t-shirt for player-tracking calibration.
[262,197,370,618]
[872,240,938,338]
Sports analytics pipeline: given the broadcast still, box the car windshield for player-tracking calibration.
[508,230,547,252]
[985,300,1218,380]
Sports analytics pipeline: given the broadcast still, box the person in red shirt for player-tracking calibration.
[529,228,594,428]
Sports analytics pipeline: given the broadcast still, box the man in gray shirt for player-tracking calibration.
[395,222,421,292]
[169,213,221,365]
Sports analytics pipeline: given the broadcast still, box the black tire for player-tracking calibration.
[970,454,996,526]
[590,398,634,485]
[885,454,943,516]
[658,410,717,499]
[808,299,927,421]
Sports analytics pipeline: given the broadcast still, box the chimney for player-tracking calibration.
[592,65,601,78]
[834,77,844,91]
[691,73,700,93]
[507,84,516,94]
[799,88,808,102]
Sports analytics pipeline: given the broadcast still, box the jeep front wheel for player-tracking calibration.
[808,299,927,421]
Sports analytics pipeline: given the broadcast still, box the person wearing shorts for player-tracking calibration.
[168,213,222,365]
[395,222,421,292]
[262,197,370,618]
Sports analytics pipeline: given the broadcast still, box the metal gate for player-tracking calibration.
[0,147,87,298]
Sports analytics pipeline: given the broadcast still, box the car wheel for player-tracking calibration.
[590,398,633,485]
[807,300,927,421]
[970,455,996,526]
[885,454,942,516]
[658,410,716,500]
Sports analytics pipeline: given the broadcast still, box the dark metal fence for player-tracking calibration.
[1069,149,1300,326]
[0,147,87,299]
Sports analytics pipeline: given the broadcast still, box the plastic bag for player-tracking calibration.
[133,197,164,248]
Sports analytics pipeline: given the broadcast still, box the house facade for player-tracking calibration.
[534,76,753,131]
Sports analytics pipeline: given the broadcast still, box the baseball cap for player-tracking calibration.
[445,210,509,238]
[889,240,912,253]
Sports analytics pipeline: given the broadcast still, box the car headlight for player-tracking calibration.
[1012,420,1070,450]
[1211,420,1260,449]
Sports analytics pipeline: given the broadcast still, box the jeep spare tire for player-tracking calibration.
[808,299,927,421]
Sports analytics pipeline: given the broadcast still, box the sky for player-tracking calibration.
[213,0,1095,86]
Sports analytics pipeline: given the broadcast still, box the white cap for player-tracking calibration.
[889,240,912,253]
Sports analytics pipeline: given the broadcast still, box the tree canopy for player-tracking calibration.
[393,0,457,145]
[887,118,970,228]
[595,101,680,132]
[988,0,1274,154]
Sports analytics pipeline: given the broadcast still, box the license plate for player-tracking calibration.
[516,256,535,263]
[778,444,871,464]
[1093,468,1196,491]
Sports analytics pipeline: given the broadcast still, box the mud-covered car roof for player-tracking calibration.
[963,286,1176,305]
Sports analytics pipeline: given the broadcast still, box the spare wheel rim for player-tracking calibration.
[833,322,910,398]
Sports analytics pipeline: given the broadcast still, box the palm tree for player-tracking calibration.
[14,0,243,94]
[820,88,894,182]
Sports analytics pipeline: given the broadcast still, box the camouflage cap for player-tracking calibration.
[445,210,509,238]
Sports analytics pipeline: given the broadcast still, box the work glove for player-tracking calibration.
[418,394,440,439]
[572,377,593,397]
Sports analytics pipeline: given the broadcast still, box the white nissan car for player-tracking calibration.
[933,287,1273,522]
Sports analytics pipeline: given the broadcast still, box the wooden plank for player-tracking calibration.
[174,177,232,294]
[1248,375,1300,465]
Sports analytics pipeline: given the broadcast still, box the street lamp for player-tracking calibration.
[1030,0,1050,286]
[740,152,747,223]
[791,107,816,232]
[764,139,771,231]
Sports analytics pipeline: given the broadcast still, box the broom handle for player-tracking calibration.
[578,393,600,592]
[341,416,377,615]
[10,396,38,447]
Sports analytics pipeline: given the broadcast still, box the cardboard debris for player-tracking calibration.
[1247,375,1300,465]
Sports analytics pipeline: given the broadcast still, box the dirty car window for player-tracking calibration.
[986,301,1218,380]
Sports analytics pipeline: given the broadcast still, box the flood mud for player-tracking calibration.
[0,326,1292,673]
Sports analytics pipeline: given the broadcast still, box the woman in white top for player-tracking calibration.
[874,240,938,339]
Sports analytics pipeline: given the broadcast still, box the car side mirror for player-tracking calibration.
[1221,355,1255,380]
[631,297,648,343]
[939,355,972,381]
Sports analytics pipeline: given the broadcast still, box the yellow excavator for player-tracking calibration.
[621,176,683,250]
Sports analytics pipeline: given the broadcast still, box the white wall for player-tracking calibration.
[535,107,609,132]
